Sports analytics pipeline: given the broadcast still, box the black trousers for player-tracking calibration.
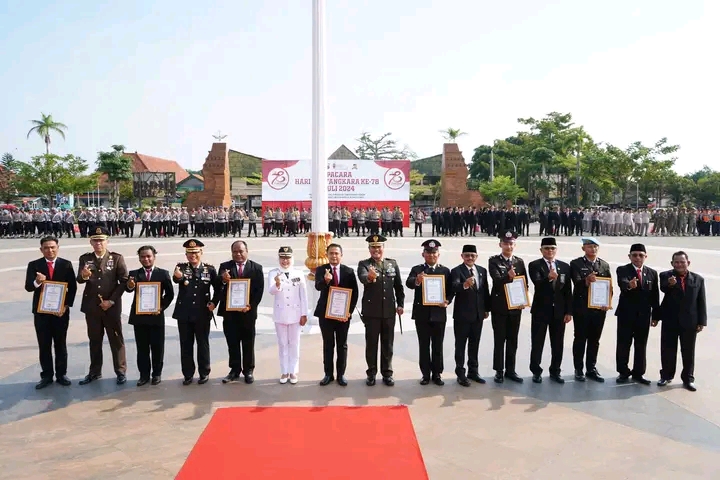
[414,223,423,236]
[572,313,606,373]
[133,324,165,378]
[364,316,395,378]
[177,320,211,378]
[454,319,483,377]
[247,223,257,236]
[491,313,521,373]
[34,314,69,379]
[660,321,697,383]
[415,320,445,378]
[530,315,565,376]
[615,314,651,377]
[319,317,350,376]
[222,317,256,375]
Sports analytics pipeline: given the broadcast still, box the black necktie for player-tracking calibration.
[285,272,289,278]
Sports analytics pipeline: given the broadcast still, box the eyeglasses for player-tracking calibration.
[630,253,645,257]
[541,247,557,250]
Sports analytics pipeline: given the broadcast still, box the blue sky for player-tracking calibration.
[1,0,716,173]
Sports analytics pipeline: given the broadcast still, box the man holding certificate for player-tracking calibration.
[405,239,454,385]
[25,236,78,389]
[125,245,175,386]
[314,243,359,386]
[569,237,612,382]
[488,230,528,383]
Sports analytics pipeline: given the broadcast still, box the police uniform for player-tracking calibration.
[77,227,130,385]
[357,235,405,385]
[171,239,220,384]
[268,247,308,382]
[405,240,454,384]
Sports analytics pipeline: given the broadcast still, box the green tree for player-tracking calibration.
[26,113,68,154]
[439,128,467,143]
[694,172,720,207]
[355,132,416,160]
[666,174,696,206]
[13,154,97,206]
[478,175,527,204]
[1,152,20,173]
[97,145,133,210]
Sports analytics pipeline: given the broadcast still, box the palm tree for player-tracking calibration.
[27,113,68,154]
[440,128,467,143]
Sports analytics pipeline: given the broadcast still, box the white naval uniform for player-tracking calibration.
[268,267,309,375]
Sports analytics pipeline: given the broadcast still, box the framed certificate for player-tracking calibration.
[422,274,446,306]
[325,286,352,321]
[588,277,612,309]
[135,282,161,315]
[37,281,68,315]
[226,278,251,311]
[504,275,530,310]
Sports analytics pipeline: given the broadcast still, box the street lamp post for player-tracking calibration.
[507,160,517,184]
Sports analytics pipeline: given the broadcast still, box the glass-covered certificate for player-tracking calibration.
[136,282,161,315]
[588,277,612,309]
[422,275,446,306]
[37,281,68,315]
[226,278,251,311]
[325,286,352,321]
[504,275,530,310]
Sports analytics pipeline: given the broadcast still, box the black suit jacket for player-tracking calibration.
[659,270,707,329]
[216,259,265,320]
[615,263,659,321]
[405,264,454,323]
[450,263,490,322]
[313,264,359,319]
[25,257,78,316]
[569,256,612,318]
[528,258,572,321]
[125,267,175,326]
[488,255,527,315]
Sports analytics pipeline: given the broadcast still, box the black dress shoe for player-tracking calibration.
[586,370,604,383]
[79,374,102,385]
[198,375,209,385]
[419,377,430,385]
[532,374,542,384]
[116,374,127,385]
[366,376,376,386]
[244,375,254,384]
[137,377,149,387]
[222,371,240,384]
[632,376,651,385]
[468,373,486,384]
[182,377,193,386]
[56,375,72,386]
[337,376,348,386]
[683,382,697,392]
[657,378,670,386]
[616,375,630,384]
[457,377,471,387]
[382,376,395,386]
[504,372,524,383]
[319,375,334,386]
[574,371,586,382]
[494,372,504,383]
[549,374,565,384]
[432,377,444,386]
[35,378,53,390]
[151,376,161,385]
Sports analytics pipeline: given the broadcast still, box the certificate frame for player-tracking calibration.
[37,281,68,315]
[325,286,352,321]
[421,274,447,306]
[588,277,613,310]
[504,275,530,310]
[226,278,251,311]
[135,282,161,315]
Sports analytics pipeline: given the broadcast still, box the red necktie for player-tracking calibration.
[680,276,685,292]
[47,261,54,280]
[636,268,642,281]
[237,263,243,276]
[146,269,152,281]
[333,266,339,286]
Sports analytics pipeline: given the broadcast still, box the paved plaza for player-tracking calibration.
[1,227,718,479]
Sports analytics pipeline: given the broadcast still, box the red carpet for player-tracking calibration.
[176,406,428,480]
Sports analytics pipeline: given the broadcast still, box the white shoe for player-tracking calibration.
[289,375,298,385]
[279,376,288,384]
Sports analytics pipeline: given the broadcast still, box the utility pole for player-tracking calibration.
[490,149,494,181]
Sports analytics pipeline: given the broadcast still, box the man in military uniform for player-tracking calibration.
[488,230,528,383]
[405,239,453,385]
[569,237,612,382]
[172,239,220,385]
[77,226,129,385]
[357,235,405,386]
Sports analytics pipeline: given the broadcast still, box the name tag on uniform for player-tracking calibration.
[291,277,301,284]
[107,258,114,269]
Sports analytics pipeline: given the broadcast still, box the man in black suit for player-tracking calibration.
[217,240,265,384]
[528,237,572,384]
[569,237,612,382]
[405,239,454,385]
[314,243,359,386]
[656,251,706,391]
[488,230,528,383]
[24,236,78,389]
[450,244,491,386]
[614,243,659,385]
[125,245,175,386]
